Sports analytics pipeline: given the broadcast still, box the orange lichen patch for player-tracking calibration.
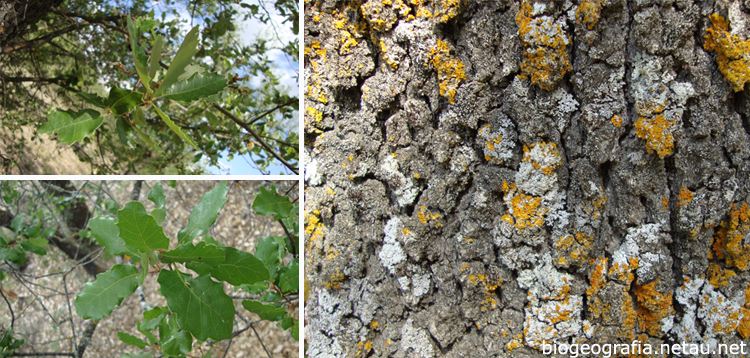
[554,231,594,267]
[330,2,368,54]
[305,211,326,254]
[704,14,750,92]
[324,269,346,289]
[677,187,694,209]
[738,307,750,339]
[576,0,604,30]
[633,280,675,337]
[306,78,330,104]
[433,0,461,22]
[506,334,524,353]
[587,257,608,297]
[516,0,570,91]
[417,205,440,224]
[713,308,743,335]
[608,257,639,284]
[501,183,547,230]
[305,107,324,134]
[360,0,410,32]
[522,142,560,175]
[707,262,736,287]
[426,39,466,104]
[611,114,622,127]
[370,321,379,330]
[469,273,503,310]
[634,114,674,157]
[662,196,669,211]
[712,203,750,270]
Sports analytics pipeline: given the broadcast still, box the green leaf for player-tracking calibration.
[252,186,294,220]
[177,64,205,82]
[149,35,164,80]
[162,329,193,356]
[0,248,25,266]
[74,265,140,321]
[158,270,234,341]
[10,214,24,233]
[141,306,168,330]
[187,247,269,286]
[255,236,285,277]
[291,319,299,340]
[133,106,147,126]
[159,242,225,265]
[120,353,153,358]
[117,332,148,349]
[20,240,46,255]
[162,72,227,102]
[278,259,299,293]
[153,105,199,150]
[241,300,286,321]
[76,92,107,108]
[136,320,157,345]
[88,217,141,261]
[177,181,228,244]
[127,17,151,91]
[105,87,144,116]
[116,201,169,252]
[39,109,103,144]
[130,120,159,152]
[155,26,200,97]
[148,182,166,209]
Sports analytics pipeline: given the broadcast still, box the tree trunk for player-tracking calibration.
[304,0,750,356]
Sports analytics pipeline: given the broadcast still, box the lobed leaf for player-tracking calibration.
[278,259,299,293]
[162,72,227,102]
[74,265,140,321]
[241,300,286,321]
[186,247,269,286]
[88,217,141,261]
[158,270,234,341]
[155,26,200,97]
[105,87,144,116]
[39,109,103,144]
[177,181,228,244]
[76,92,107,108]
[252,186,294,220]
[159,241,225,265]
[116,201,169,252]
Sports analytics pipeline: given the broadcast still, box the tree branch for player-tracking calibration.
[49,9,126,35]
[2,23,87,55]
[74,320,97,358]
[211,103,298,174]
[246,98,297,126]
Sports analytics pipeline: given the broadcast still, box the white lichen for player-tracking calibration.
[379,218,407,274]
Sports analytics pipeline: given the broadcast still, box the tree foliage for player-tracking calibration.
[0,0,298,174]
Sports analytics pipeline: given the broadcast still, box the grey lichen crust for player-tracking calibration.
[305,0,750,357]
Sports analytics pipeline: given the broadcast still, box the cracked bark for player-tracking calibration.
[304,0,750,357]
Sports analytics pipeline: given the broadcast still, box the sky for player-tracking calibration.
[153,0,299,175]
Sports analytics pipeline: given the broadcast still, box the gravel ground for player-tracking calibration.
[0,180,299,358]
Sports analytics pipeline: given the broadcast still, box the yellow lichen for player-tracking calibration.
[426,39,466,104]
[634,114,674,157]
[633,280,675,337]
[677,187,694,209]
[611,114,622,127]
[522,142,560,175]
[469,273,503,311]
[712,203,750,271]
[417,205,440,225]
[704,14,750,92]
[707,263,736,287]
[502,182,547,230]
[433,0,460,22]
[516,0,571,91]
[576,0,604,30]
[587,257,608,297]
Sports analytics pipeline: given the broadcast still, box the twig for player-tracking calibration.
[74,320,97,358]
[245,98,297,126]
[2,24,88,54]
[250,324,273,358]
[0,287,14,329]
[210,103,298,174]
[278,219,296,257]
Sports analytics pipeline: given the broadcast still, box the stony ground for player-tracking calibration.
[0,180,299,358]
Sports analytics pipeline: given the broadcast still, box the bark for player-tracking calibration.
[304,0,750,357]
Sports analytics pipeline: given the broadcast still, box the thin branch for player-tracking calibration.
[9,353,74,357]
[250,324,273,358]
[49,9,126,35]
[278,219,296,257]
[74,320,97,358]
[211,103,298,174]
[0,287,14,329]
[2,24,88,55]
[246,98,297,126]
